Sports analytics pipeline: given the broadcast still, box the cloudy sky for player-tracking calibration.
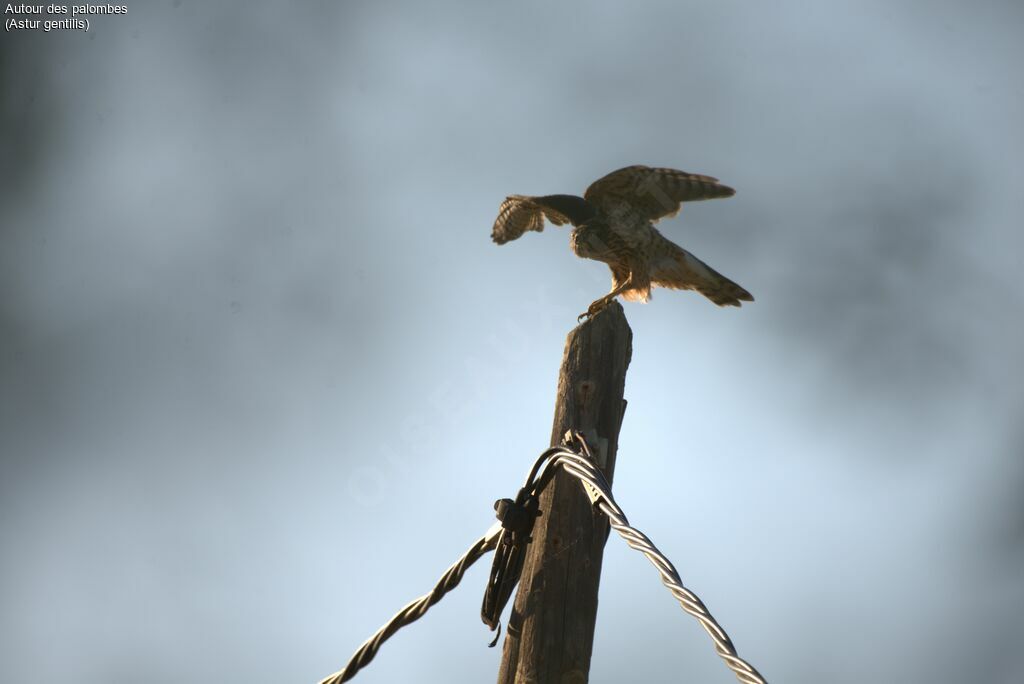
[2,1,1022,682]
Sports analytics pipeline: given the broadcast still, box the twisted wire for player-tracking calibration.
[320,439,767,684]
[548,442,768,684]
[318,523,502,684]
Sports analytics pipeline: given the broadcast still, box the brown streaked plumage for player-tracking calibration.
[491,165,753,318]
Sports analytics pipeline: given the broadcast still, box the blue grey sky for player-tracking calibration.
[2,1,1022,682]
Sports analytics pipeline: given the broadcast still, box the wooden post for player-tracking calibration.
[497,301,632,684]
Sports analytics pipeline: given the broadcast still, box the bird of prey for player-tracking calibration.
[491,165,753,319]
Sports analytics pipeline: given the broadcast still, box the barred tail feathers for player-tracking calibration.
[650,239,753,307]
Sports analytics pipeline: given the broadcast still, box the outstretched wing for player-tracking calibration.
[491,194,595,245]
[649,232,754,307]
[584,165,735,223]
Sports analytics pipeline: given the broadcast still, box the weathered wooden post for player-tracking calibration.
[497,301,632,683]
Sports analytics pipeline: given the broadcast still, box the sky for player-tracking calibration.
[2,1,1023,682]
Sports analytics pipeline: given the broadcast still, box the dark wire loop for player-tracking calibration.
[481,490,540,632]
[480,443,575,632]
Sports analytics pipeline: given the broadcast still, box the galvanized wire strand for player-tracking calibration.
[318,522,502,684]
[549,442,768,684]
[320,439,766,684]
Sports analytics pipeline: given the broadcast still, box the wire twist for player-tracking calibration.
[551,442,767,684]
[320,438,767,684]
[318,523,501,684]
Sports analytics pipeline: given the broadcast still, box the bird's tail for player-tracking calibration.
[651,241,753,307]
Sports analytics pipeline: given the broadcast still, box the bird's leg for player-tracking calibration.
[578,276,633,322]
[579,295,613,322]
